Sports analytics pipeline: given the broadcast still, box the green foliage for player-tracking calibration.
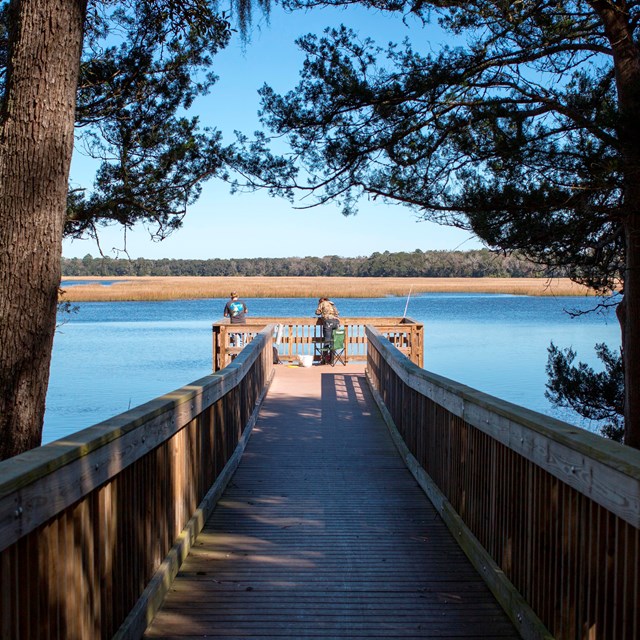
[64,1,235,243]
[1,0,272,246]
[56,297,80,329]
[238,0,632,293]
[545,342,624,441]
[232,0,636,441]
[61,248,551,277]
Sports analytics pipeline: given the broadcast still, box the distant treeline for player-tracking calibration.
[61,249,565,278]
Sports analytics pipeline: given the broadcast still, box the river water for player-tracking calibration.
[45,293,620,444]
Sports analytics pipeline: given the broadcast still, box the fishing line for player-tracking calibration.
[402,286,413,319]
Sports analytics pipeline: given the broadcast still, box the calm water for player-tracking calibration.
[45,293,620,444]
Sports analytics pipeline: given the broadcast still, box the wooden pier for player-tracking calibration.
[1,320,638,640]
[144,364,517,638]
[211,317,424,371]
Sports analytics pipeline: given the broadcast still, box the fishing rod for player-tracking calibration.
[402,286,413,320]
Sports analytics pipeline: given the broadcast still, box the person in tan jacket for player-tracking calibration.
[315,297,340,355]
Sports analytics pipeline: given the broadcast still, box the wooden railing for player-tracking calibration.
[365,326,640,640]
[6,319,634,640]
[0,328,275,640]
[212,316,423,371]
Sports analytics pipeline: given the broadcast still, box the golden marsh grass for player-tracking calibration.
[59,276,598,302]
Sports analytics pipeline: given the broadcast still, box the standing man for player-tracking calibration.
[224,292,248,347]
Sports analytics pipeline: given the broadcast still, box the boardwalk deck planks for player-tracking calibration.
[144,366,518,639]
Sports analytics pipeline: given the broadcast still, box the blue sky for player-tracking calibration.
[63,5,482,260]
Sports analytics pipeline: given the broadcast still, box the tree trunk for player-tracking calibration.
[616,56,640,450]
[592,0,640,448]
[0,0,87,460]
[622,215,640,448]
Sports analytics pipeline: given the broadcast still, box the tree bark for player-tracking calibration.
[592,0,640,448]
[0,0,87,460]
[622,216,640,448]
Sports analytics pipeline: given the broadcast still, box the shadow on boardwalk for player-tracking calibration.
[144,365,518,639]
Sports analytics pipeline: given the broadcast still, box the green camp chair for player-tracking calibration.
[329,328,346,366]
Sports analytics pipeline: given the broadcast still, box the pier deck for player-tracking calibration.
[144,364,518,639]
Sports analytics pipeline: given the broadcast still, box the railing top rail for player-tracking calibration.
[366,326,640,526]
[212,316,422,326]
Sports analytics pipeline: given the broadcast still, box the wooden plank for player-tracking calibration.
[1,336,276,639]
[113,368,275,640]
[367,335,640,639]
[367,373,554,640]
[144,366,518,640]
[0,331,274,553]
[366,327,640,528]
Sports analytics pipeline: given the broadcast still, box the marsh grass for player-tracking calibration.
[59,276,598,302]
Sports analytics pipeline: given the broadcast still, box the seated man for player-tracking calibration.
[315,297,340,363]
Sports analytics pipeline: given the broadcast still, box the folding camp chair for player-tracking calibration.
[328,328,346,366]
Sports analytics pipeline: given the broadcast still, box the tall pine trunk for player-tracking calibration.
[593,0,640,448]
[623,214,640,448]
[0,0,87,460]
[615,39,640,449]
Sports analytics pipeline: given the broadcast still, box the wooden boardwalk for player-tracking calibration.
[144,364,519,639]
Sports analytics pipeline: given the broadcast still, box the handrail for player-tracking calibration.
[0,327,275,639]
[212,316,423,371]
[365,325,640,640]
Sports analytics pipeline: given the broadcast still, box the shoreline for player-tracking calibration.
[58,276,603,302]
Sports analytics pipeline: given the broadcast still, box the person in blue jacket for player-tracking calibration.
[224,292,248,347]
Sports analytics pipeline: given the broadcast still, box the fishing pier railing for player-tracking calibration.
[366,326,640,640]
[0,319,638,639]
[211,316,424,371]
